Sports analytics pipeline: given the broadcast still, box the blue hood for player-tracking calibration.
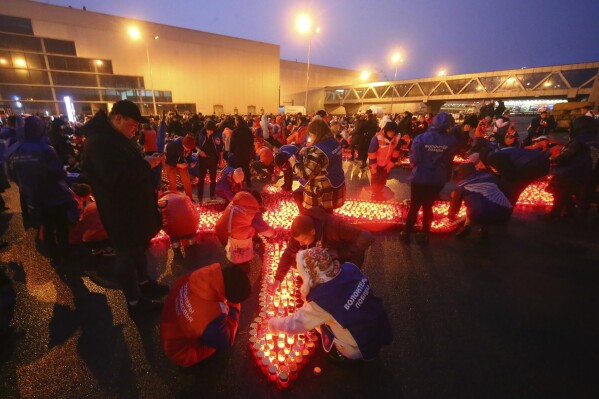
[429,113,451,133]
[23,116,47,142]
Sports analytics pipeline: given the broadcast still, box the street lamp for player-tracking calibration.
[295,14,319,115]
[129,26,159,116]
[360,70,371,81]
[390,52,403,113]
[438,69,447,77]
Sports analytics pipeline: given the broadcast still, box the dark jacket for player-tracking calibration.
[6,116,73,210]
[551,116,597,182]
[274,206,374,282]
[81,111,161,248]
[229,126,254,164]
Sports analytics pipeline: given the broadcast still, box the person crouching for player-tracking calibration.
[160,264,251,367]
[448,162,513,239]
[268,247,393,364]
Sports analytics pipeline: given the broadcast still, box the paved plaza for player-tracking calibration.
[1,157,598,399]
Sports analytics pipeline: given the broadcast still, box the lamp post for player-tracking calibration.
[296,15,319,115]
[129,26,159,116]
[390,52,402,114]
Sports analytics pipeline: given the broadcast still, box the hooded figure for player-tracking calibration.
[402,113,458,244]
[268,247,393,361]
[7,116,74,258]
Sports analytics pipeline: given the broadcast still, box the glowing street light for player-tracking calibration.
[295,14,319,115]
[390,52,403,113]
[295,14,312,34]
[128,26,158,115]
[360,70,371,81]
[438,69,447,77]
[128,26,141,40]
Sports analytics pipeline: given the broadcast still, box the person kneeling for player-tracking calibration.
[448,163,513,239]
[268,247,393,364]
[160,264,251,367]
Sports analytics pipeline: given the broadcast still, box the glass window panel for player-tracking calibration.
[461,80,485,94]
[374,86,388,97]
[29,70,50,85]
[495,77,522,92]
[446,79,470,94]
[582,79,595,89]
[0,15,34,35]
[99,75,142,89]
[418,81,440,96]
[516,72,549,89]
[43,38,76,55]
[163,91,172,100]
[95,59,113,74]
[405,84,423,97]
[537,73,567,90]
[479,76,506,92]
[561,69,598,88]
[363,87,377,99]
[51,71,97,87]
[55,87,100,101]
[430,82,451,96]
[382,86,397,98]
[394,84,412,97]
[29,86,54,100]
[25,53,45,70]
[0,50,10,67]
[0,84,31,100]
[343,90,357,100]
[0,33,42,52]
[354,88,364,99]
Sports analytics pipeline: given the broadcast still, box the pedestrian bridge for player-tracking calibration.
[323,62,599,114]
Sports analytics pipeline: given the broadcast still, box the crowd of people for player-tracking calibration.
[0,98,598,367]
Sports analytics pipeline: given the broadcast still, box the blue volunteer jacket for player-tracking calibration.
[457,172,512,224]
[409,113,457,187]
[307,262,393,360]
[313,136,345,188]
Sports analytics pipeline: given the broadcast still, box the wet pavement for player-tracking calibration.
[1,159,598,399]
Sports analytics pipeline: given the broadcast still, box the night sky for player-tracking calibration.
[37,0,599,80]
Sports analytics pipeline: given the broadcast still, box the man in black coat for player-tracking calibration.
[81,100,168,312]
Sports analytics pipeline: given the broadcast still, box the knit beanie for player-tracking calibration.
[296,247,341,298]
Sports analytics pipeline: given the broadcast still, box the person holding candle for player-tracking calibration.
[268,247,393,364]
[268,208,374,293]
[367,121,402,200]
[289,118,346,213]
[160,263,251,367]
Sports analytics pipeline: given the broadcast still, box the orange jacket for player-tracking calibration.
[160,263,240,367]
[158,191,199,239]
[214,191,262,246]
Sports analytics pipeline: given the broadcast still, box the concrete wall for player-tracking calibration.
[280,60,363,114]
[4,0,281,115]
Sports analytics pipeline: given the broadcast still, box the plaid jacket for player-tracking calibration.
[293,145,346,212]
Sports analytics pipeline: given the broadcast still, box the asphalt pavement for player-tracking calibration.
[1,159,598,399]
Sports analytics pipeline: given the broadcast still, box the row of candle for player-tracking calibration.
[249,241,319,388]
[150,178,553,244]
